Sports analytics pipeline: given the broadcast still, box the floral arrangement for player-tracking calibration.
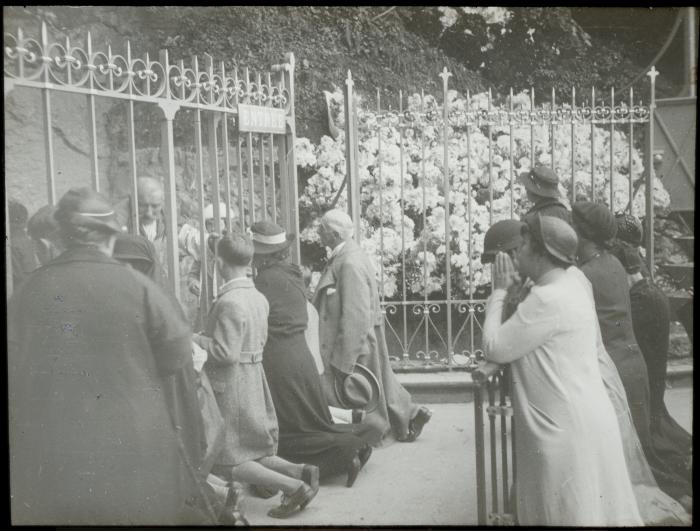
[297,88,670,301]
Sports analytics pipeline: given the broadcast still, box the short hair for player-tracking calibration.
[321,209,354,240]
[217,232,254,267]
[521,219,570,269]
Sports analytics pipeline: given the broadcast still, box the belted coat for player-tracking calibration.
[313,239,418,443]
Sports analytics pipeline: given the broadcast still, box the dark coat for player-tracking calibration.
[255,261,374,477]
[8,246,203,525]
[523,198,572,224]
[313,240,419,443]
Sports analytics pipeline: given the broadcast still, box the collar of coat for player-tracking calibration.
[314,239,361,297]
[526,198,568,213]
[216,276,255,298]
[48,245,123,268]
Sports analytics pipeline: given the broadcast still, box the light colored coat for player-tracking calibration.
[313,239,418,443]
[201,277,278,465]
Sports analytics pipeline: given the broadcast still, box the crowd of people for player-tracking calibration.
[7,180,431,524]
[6,164,692,525]
[480,165,692,525]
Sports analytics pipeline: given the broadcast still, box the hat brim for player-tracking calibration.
[334,363,381,414]
[252,233,295,254]
[518,172,561,199]
[68,213,121,234]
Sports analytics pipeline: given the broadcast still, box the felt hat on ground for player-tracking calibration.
[530,214,578,265]
[518,165,561,199]
[250,220,295,254]
[334,363,381,413]
[572,201,617,244]
[481,219,526,264]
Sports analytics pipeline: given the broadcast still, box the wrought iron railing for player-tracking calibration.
[472,361,516,525]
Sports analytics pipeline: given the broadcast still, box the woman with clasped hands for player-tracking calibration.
[482,215,642,526]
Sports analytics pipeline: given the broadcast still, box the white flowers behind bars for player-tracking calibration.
[297,88,670,299]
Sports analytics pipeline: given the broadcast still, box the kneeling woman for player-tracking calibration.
[193,233,318,519]
[251,221,375,487]
[483,215,641,526]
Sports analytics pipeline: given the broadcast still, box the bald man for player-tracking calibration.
[313,209,432,445]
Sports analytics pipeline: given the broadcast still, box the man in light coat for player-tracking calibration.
[313,209,432,444]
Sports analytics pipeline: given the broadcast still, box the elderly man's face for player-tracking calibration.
[138,188,163,224]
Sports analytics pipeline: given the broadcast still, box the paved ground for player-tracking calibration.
[239,384,693,526]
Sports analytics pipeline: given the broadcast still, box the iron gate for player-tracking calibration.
[4,21,300,315]
[342,67,660,368]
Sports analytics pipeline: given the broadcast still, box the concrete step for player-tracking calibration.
[674,236,694,261]
[399,362,693,404]
[659,263,695,291]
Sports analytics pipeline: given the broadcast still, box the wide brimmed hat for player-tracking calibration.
[572,201,617,244]
[334,363,381,413]
[250,220,295,254]
[54,187,121,235]
[531,214,578,265]
[518,165,561,199]
[481,219,525,264]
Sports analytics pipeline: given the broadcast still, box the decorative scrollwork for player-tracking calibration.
[4,22,293,116]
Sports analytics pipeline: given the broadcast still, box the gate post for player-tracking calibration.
[645,67,659,281]
[344,71,361,240]
[157,49,182,301]
[273,53,300,264]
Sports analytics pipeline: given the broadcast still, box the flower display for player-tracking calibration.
[298,88,669,301]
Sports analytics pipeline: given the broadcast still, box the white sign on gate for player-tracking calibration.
[237,104,287,134]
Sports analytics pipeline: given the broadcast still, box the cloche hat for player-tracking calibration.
[529,214,578,265]
[518,165,561,199]
[481,219,525,264]
[250,220,295,254]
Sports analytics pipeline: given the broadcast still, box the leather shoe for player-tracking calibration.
[346,455,362,488]
[358,444,373,468]
[220,483,249,525]
[405,406,432,442]
[300,464,319,508]
[267,483,317,519]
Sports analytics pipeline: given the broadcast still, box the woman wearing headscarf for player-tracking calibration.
[8,187,212,525]
[483,215,642,525]
[250,221,376,488]
[572,201,690,507]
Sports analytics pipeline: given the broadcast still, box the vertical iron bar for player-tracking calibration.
[466,90,472,298]
[591,87,596,199]
[193,55,210,314]
[5,178,12,299]
[610,87,615,210]
[571,87,576,205]
[126,45,139,233]
[530,88,535,170]
[245,68,255,223]
[500,371,510,512]
[475,381,487,525]
[344,70,361,240]
[206,113,221,302]
[646,68,658,281]
[488,377,499,514]
[258,73,267,220]
[86,31,100,191]
[222,114,233,229]
[420,89,429,360]
[282,53,300,263]
[441,68,453,364]
[158,49,181,301]
[234,67,246,228]
[550,87,555,172]
[399,91,408,359]
[628,87,634,214]
[509,88,514,218]
[488,88,493,225]
[377,89,385,303]
[268,71,277,224]
[277,67,290,231]
[40,22,56,205]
